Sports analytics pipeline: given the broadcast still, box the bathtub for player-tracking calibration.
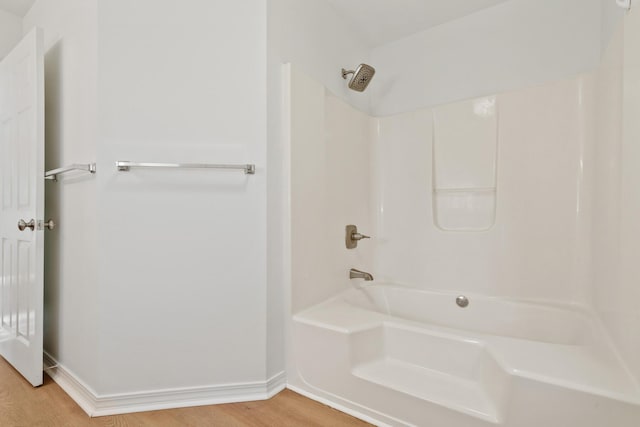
[342,284,593,345]
[291,284,640,427]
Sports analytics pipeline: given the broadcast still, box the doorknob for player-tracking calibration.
[18,219,35,231]
[42,219,55,230]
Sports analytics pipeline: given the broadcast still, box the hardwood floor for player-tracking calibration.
[0,357,371,426]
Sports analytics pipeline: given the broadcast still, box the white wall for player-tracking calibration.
[268,0,372,114]
[370,0,603,116]
[267,0,624,120]
[23,0,276,405]
[23,0,100,390]
[96,0,269,394]
[0,9,22,59]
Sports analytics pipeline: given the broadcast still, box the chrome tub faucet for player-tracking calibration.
[349,268,374,281]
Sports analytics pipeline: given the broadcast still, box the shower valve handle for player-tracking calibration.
[351,232,370,241]
[346,225,370,249]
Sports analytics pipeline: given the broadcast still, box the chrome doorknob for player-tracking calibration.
[43,219,55,230]
[18,219,35,231]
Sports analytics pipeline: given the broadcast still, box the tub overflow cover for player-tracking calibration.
[456,295,469,308]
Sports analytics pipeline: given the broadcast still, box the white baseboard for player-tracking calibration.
[43,352,286,417]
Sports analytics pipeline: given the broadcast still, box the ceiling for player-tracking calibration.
[0,0,511,44]
[324,0,512,46]
[0,0,35,17]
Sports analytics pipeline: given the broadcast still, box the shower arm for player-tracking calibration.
[341,68,355,79]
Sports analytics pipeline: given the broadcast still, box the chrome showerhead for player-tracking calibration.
[341,63,375,92]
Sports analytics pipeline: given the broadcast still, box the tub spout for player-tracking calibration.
[350,268,374,281]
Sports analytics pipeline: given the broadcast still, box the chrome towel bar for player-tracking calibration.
[115,161,255,175]
[45,163,96,181]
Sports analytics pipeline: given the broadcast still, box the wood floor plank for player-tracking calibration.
[0,357,371,426]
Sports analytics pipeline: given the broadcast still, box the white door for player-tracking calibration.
[0,28,45,387]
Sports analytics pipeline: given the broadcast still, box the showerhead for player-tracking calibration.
[341,63,375,92]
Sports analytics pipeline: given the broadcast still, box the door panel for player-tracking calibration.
[0,28,44,387]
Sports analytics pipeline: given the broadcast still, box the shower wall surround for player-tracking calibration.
[432,97,498,231]
[267,0,374,379]
[592,6,640,383]
[286,58,640,424]
[288,66,374,313]
[616,1,640,382]
[287,61,600,307]
[287,8,640,421]
[375,76,594,302]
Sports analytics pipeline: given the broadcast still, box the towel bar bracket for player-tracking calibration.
[45,163,96,181]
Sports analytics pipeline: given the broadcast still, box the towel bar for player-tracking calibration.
[115,161,255,175]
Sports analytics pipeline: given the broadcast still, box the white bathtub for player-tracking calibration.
[291,284,640,427]
[342,284,593,345]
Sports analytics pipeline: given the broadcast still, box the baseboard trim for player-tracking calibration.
[43,352,98,415]
[43,352,286,417]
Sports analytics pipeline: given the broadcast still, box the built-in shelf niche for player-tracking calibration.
[432,96,498,231]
